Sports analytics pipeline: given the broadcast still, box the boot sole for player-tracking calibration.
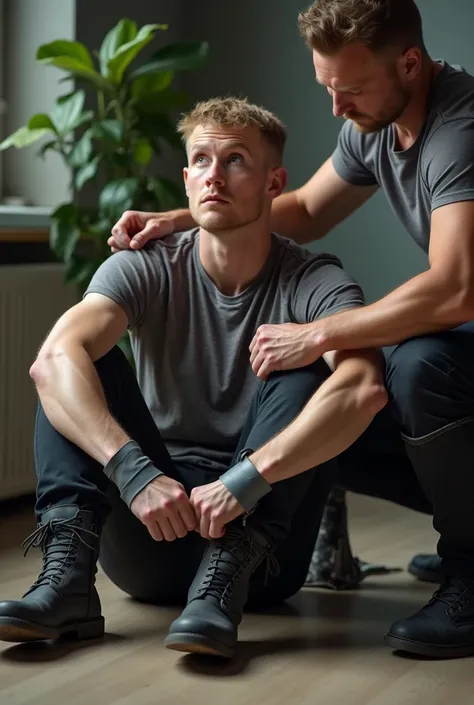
[385,633,474,659]
[164,632,234,659]
[0,616,105,643]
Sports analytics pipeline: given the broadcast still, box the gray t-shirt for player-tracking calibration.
[85,229,364,472]
[332,60,474,252]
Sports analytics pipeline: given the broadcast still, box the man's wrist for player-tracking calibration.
[172,208,195,232]
[103,440,164,507]
[220,455,272,512]
[308,318,335,355]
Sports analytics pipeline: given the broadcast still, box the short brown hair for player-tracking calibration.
[177,97,287,164]
[298,0,426,55]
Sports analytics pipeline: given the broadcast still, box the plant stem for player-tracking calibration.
[98,90,106,120]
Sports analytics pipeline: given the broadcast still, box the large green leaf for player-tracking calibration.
[135,89,189,115]
[146,113,183,150]
[133,138,152,167]
[92,119,124,143]
[131,71,173,100]
[75,155,101,190]
[37,41,111,92]
[37,139,58,159]
[151,177,184,210]
[37,40,93,68]
[131,41,209,79]
[52,92,85,135]
[28,113,57,133]
[71,110,94,131]
[0,126,50,150]
[99,178,140,219]
[65,255,101,285]
[99,19,137,77]
[106,23,167,86]
[68,129,93,167]
[50,203,81,263]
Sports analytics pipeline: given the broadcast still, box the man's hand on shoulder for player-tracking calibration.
[130,475,197,541]
[108,210,175,253]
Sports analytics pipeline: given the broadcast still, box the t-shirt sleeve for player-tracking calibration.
[331,120,378,187]
[84,246,163,329]
[290,253,366,324]
[424,118,474,211]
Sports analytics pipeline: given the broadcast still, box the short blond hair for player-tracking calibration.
[177,97,287,164]
[298,0,425,55]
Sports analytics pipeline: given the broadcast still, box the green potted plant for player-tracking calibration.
[0,20,208,291]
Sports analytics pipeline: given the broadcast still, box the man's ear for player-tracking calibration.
[183,167,189,197]
[268,167,287,199]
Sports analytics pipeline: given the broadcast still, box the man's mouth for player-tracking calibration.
[202,195,228,204]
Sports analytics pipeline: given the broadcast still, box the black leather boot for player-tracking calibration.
[407,553,445,583]
[164,524,276,658]
[385,576,474,658]
[0,505,104,643]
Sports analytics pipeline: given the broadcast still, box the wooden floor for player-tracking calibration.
[1,494,473,705]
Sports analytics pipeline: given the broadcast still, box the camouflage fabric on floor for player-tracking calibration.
[304,487,402,590]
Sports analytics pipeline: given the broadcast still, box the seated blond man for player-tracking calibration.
[0,98,386,659]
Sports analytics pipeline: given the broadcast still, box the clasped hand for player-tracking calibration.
[249,322,325,379]
[130,475,245,542]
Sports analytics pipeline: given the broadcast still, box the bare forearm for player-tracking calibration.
[30,345,130,465]
[318,270,472,352]
[249,359,387,483]
[270,190,326,244]
[171,208,197,231]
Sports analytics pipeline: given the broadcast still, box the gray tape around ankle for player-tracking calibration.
[219,456,272,512]
[103,440,164,508]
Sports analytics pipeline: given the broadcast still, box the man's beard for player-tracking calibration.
[345,85,411,134]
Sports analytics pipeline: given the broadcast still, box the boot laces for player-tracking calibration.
[430,576,474,612]
[197,527,279,606]
[22,512,98,593]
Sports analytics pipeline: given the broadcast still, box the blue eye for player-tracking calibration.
[229,154,243,163]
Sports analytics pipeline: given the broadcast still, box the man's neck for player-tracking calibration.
[198,225,272,296]
[393,58,442,150]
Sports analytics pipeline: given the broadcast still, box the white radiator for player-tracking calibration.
[0,264,78,500]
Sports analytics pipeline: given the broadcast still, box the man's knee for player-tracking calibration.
[386,334,468,436]
[263,358,331,404]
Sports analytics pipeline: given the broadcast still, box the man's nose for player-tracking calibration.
[332,93,351,118]
[206,160,225,187]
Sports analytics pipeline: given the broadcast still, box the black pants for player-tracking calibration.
[339,321,474,577]
[34,346,336,607]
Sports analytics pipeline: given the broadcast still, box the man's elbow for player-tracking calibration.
[362,382,388,416]
[29,346,66,388]
[456,286,474,322]
[354,371,388,418]
[337,351,388,416]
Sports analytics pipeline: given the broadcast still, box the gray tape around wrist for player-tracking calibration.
[220,456,272,512]
[104,440,164,508]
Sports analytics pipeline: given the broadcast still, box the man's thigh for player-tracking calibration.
[337,406,432,515]
[99,464,216,605]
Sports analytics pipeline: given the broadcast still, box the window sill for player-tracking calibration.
[0,205,52,229]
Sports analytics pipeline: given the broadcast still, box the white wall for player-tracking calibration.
[3,0,75,207]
